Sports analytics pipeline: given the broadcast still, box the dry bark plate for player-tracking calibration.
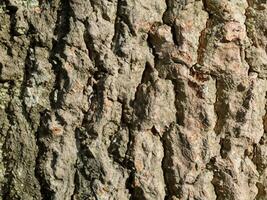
[0,0,266,199]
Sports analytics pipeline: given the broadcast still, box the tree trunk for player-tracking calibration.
[0,0,266,199]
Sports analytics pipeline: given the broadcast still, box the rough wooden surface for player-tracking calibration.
[0,0,266,199]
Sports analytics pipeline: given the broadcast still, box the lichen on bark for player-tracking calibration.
[0,0,266,199]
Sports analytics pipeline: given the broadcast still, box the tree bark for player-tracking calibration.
[0,0,266,199]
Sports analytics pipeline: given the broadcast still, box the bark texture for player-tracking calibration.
[0,0,267,199]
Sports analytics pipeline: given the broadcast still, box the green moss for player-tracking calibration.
[0,83,9,110]
[22,0,39,8]
[245,21,255,34]
[0,4,6,13]
[0,160,5,188]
